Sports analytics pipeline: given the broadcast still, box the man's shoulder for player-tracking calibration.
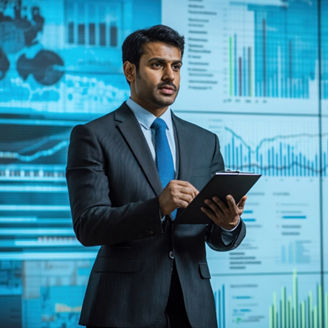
[70,102,130,141]
[85,102,127,129]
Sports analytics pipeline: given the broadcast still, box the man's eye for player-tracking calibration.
[172,64,181,71]
[151,62,162,68]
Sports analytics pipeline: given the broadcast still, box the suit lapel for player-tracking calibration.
[114,103,163,196]
[172,113,194,217]
[172,113,192,182]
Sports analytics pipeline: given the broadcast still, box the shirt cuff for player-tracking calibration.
[220,218,241,245]
[220,217,241,232]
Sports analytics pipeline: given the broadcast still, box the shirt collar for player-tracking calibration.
[126,98,174,131]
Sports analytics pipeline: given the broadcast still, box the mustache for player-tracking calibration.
[157,82,177,91]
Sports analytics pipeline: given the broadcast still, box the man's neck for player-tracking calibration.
[130,96,168,117]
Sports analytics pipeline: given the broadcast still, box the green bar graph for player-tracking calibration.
[269,272,326,328]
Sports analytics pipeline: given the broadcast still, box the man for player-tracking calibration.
[66,25,247,328]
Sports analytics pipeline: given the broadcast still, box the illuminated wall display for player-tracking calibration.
[0,0,326,327]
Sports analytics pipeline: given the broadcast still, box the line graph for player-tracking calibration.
[178,113,323,177]
[0,140,68,162]
[0,124,71,165]
[223,127,326,176]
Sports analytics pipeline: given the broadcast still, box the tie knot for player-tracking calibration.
[151,118,167,131]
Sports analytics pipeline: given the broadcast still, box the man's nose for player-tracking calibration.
[162,65,175,81]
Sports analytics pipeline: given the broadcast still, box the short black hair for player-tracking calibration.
[122,25,184,68]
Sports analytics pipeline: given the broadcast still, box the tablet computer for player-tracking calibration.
[176,171,261,224]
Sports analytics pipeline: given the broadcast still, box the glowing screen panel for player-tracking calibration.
[0,0,326,327]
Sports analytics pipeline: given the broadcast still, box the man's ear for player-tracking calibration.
[123,61,136,83]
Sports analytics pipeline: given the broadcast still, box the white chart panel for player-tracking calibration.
[207,177,320,274]
[176,112,321,273]
[164,0,319,114]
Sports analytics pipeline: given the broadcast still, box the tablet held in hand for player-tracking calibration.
[176,172,261,224]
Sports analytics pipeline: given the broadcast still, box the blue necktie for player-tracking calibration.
[151,118,176,219]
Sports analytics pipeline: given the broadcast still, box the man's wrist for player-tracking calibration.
[220,217,241,232]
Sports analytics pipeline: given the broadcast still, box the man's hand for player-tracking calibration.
[201,195,247,230]
[158,180,199,216]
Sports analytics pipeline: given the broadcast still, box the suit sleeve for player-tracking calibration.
[205,134,246,251]
[66,124,163,247]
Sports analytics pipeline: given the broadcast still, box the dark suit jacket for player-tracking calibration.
[66,102,246,327]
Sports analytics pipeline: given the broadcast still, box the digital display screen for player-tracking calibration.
[0,0,326,327]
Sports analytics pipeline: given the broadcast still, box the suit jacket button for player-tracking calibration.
[168,250,174,260]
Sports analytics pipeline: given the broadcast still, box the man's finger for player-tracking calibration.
[173,179,190,185]
[237,195,247,208]
[212,196,228,213]
[201,206,218,223]
[226,195,237,212]
[171,180,197,189]
[175,199,191,208]
[174,192,194,204]
[180,186,199,198]
[204,199,224,217]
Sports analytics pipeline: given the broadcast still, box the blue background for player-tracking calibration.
[0,0,327,327]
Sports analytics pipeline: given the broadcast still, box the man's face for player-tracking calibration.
[124,41,182,115]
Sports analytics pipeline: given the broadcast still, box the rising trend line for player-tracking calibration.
[0,141,68,162]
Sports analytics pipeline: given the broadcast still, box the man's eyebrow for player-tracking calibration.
[148,57,182,64]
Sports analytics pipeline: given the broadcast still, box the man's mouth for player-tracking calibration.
[158,84,176,95]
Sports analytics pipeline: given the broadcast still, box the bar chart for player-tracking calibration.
[65,1,121,48]
[177,112,322,177]
[228,20,316,100]
[269,272,324,328]
[165,0,319,113]
[0,0,161,115]
[211,273,322,328]
[214,284,226,328]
